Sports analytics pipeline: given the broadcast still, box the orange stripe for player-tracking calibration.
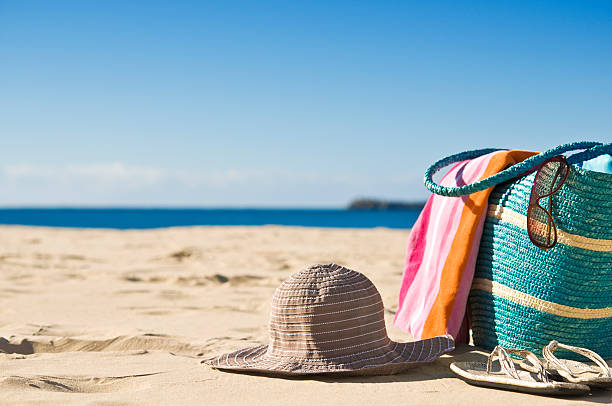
[420,150,536,339]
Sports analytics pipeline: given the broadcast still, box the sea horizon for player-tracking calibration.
[0,207,421,230]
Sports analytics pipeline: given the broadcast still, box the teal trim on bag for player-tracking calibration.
[424,141,611,197]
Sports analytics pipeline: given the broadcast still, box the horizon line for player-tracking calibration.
[0,204,426,210]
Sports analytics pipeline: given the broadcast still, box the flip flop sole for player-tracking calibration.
[450,362,590,396]
[566,377,612,389]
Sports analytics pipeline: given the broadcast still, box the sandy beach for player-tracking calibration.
[0,225,609,405]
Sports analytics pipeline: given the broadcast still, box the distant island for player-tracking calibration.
[347,199,426,210]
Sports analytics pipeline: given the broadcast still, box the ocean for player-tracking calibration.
[0,208,421,230]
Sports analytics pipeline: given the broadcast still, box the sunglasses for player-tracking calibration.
[527,155,570,250]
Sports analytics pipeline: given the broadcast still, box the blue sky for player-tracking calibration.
[1,1,611,206]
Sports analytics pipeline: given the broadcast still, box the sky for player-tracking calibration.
[1,1,611,207]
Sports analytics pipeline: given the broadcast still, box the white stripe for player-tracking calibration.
[269,319,384,336]
[283,272,363,286]
[432,337,444,360]
[268,336,388,355]
[268,308,383,327]
[288,268,355,281]
[271,292,380,310]
[274,277,370,293]
[405,338,418,361]
[270,327,386,345]
[272,286,377,300]
[423,337,436,361]
[415,338,425,361]
[353,342,401,369]
[381,341,404,363]
[471,278,612,319]
[249,345,267,364]
[233,345,259,366]
[263,339,392,362]
[233,346,251,365]
[488,204,612,252]
[269,300,382,319]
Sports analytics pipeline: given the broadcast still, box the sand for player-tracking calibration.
[0,225,609,405]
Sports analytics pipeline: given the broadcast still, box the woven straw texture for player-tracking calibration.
[470,166,612,360]
[205,264,455,376]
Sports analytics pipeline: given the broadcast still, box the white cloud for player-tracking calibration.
[3,162,165,186]
[0,162,427,206]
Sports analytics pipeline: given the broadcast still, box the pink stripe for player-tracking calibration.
[394,153,495,338]
[396,196,435,305]
[395,162,465,307]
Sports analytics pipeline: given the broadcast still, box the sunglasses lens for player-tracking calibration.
[533,159,569,198]
[527,204,557,248]
[528,157,568,249]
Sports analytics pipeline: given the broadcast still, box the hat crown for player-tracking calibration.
[268,264,389,362]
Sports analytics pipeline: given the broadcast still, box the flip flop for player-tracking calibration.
[530,340,612,389]
[450,346,590,396]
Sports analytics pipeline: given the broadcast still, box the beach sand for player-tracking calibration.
[0,225,608,405]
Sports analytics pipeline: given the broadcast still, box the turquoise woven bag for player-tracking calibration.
[424,141,612,360]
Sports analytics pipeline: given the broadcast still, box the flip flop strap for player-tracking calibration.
[487,346,549,382]
[543,340,612,379]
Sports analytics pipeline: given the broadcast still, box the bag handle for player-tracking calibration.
[424,141,612,197]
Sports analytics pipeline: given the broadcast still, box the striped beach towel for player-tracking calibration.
[394,150,537,342]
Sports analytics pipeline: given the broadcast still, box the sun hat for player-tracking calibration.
[204,263,455,376]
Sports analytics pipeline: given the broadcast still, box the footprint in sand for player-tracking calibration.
[174,274,265,286]
[122,271,274,288]
[60,254,86,261]
[0,337,34,354]
[0,374,159,393]
[0,334,205,357]
[167,247,201,262]
[158,290,188,300]
[114,289,151,295]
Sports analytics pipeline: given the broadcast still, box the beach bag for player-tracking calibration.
[423,141,612,359]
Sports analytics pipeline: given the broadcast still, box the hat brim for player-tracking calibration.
[203,335,454,377]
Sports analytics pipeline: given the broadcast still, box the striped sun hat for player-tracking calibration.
[204,263,455,376]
